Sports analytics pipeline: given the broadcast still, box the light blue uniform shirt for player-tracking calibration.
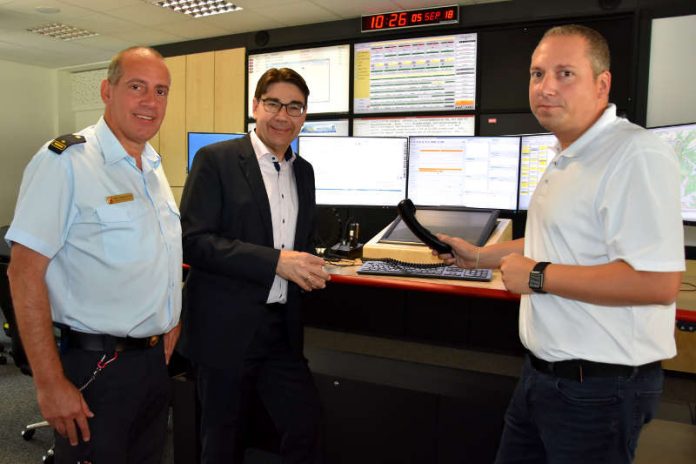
[7,117,182,337]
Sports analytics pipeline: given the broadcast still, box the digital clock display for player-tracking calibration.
[362,5,459,33]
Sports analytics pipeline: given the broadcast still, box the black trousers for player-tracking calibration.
[55,342,170,464]
[196,307,321,464]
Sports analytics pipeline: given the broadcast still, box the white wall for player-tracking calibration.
[0,60,57,226]
[57,67,106,135]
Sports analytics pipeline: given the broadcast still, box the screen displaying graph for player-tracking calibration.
[408,136,520,210]
[248,44,350,115]
[354,33,477,114]
[353,115,475,137]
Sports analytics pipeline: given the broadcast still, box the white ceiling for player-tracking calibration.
[0,0,507,69]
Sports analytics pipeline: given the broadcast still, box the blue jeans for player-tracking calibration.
[495,355,663,464]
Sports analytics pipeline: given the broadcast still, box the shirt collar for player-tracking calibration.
[559,103,617,158]
[95,116,161,168]
[250,129,296,165]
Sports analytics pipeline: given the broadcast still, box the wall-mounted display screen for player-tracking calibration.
[298,119,350,137]
[298,136,408,206]
[188,132,245,172]
[408,136,521,210]
[353,33,477,114]
[518,133,558,210]
[648,122,696,222]
[248,44,350,115]
[353,115,475,137]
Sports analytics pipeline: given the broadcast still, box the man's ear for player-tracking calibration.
[597,70,611,100]
[100,79,111,105]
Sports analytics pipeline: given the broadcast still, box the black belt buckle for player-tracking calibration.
[551,360,586,382]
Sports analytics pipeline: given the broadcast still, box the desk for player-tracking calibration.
[329,263,696,322]
[326,262,696,373]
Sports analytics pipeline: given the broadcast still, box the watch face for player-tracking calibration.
[529,272,543,290]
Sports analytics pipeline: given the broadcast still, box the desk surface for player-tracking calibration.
[327,262,696,323]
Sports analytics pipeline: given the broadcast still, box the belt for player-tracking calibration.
[266,303,286,310]
[62,330,162,352]
[528,352,660,382]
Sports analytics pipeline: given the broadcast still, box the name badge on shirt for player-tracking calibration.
[106,193,134,205]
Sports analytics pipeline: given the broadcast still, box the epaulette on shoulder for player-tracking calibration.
[48,134,86,155]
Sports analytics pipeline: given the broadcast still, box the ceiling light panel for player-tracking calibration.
[26,23,99,41]
[149,0,242,18]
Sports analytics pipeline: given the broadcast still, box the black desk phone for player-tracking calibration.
[397,199,453,255]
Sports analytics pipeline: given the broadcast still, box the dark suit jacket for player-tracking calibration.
[178,134,316,369]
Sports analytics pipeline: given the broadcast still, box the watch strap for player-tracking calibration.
[530,261,551,294]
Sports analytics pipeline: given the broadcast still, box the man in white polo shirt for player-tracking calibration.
[437,25,684,463]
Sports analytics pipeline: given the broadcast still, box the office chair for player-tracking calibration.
[0,226,54,463]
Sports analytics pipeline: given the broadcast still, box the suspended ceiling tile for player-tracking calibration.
[104,2,186,26]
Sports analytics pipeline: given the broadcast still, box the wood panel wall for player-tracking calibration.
[156,48,246,205]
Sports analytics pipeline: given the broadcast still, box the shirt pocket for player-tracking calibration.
[95,200,156,263]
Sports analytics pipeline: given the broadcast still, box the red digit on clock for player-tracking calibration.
[398,12,407,26]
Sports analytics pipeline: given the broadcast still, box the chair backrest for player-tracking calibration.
[0,226,30,374]
[0,225,9,263]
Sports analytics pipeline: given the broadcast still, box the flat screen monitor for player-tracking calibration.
[298,136,408,206]
[353,33,477,114]
[353,115,475,137]
[188,132,245,172]
[298,119,350,136]
[518,133,558,210]
[648,122,696,222]
[247,44,350,115]
[408,136,521,210]
[381,208,499,247]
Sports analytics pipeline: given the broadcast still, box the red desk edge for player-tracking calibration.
[184,264,696,324]
[328,274,696,324]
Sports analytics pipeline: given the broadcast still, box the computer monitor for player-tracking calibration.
[299,119,350,136]
[354,33,477,114]
[407,136,521,210]
[353,115,475,137]
[298,136,408,206]
[648,122,696,223]
[518,133,558,210]
[187,132,245,172]
[247,44,350,115]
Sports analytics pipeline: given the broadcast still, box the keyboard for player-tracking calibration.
[357,260,493,282]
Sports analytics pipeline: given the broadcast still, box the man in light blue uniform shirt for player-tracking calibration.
[7,46,182,464]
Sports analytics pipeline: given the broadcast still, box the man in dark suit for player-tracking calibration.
[179,67,330,464]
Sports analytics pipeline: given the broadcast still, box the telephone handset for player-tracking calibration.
[397,199,452,254]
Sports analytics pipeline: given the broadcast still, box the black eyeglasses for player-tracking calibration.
[260,98,305,117]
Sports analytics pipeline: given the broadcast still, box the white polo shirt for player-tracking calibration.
[521,104,685,365]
